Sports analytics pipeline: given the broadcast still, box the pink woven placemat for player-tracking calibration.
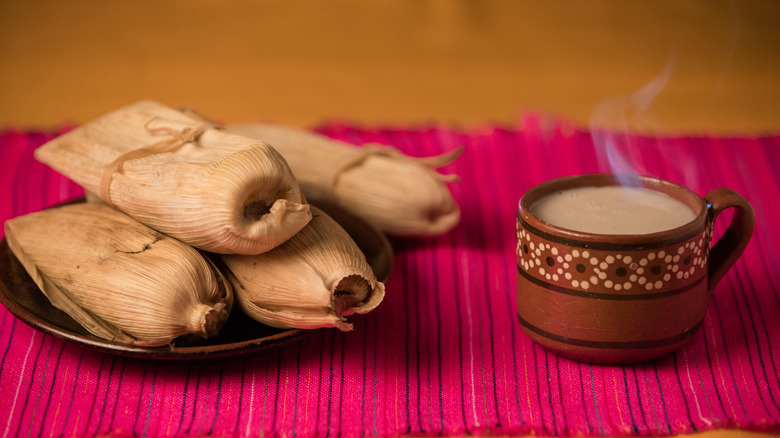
[1,116,778,437]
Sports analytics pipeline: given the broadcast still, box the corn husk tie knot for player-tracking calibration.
[99,117,215,206]
[320,143,463,202]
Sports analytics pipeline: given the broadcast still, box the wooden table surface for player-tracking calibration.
[1,2,778,437]
[1,0,778,136]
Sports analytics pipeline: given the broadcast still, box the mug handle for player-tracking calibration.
[704,188,755,292]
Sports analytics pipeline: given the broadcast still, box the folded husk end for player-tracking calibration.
[198,301,230,338]
[242,272,384,332]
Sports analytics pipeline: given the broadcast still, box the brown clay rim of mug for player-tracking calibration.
[518,174,708,248]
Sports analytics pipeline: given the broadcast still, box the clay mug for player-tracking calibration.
[515,174,754,364]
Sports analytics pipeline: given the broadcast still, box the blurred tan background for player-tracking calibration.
[1,0,779,136]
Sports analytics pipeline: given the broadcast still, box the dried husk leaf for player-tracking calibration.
[228,123,462,236]
[4,203,233,346]
[35,100,311,255]
[220,206,385,331]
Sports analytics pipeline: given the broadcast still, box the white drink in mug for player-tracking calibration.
[529,185,697,235]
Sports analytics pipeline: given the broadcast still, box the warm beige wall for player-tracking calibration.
[1,1,778,135]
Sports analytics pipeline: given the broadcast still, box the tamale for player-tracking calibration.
[4,203,232,346]
[228,123,462,236]
[35,100,311,255]
[220,206,385,331]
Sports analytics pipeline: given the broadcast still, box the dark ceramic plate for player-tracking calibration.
[0,198,393,361]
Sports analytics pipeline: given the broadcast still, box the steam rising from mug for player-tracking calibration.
[589,56,676,188]
[589,0,741,192]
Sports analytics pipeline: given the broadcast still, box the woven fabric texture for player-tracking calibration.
[1,117,779,437]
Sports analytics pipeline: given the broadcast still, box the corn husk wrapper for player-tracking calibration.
[228,123,462,236]
[35,100,311,255]
[4,203,233,346]
[220,206,385,331]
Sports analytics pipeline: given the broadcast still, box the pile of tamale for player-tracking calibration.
[4,100,461,347]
